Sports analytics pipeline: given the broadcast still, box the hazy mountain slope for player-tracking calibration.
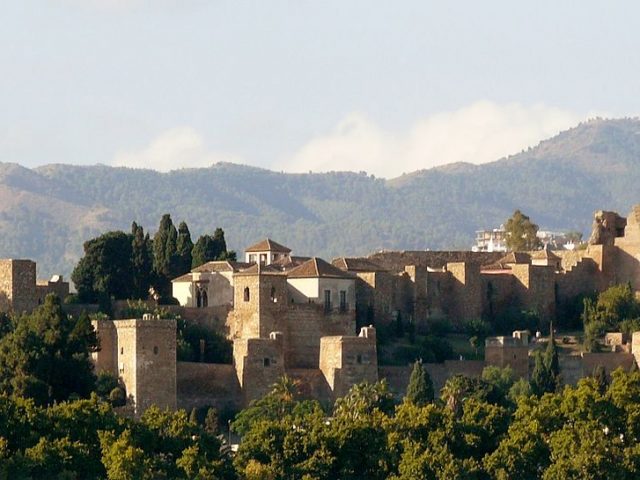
[1,118,639,277]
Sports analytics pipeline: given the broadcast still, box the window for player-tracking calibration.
[356,354,362,364]
[153,346,159,355]
[263,358,271,367]
[120,347,124,355]
[324,289,332,313]
[196,289,202,308]
[270,286,277,302]
[259,253,267,265]
[201,290,208,308]
[244,287,250,302]
[339,290,347,312]
[249,254,256,263]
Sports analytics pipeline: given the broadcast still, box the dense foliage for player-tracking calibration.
[0,295,98,406]
[72,215,233,305]
[232,368,640,480]
[582,284,640,352]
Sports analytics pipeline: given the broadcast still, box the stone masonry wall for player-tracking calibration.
[177,362,241,412]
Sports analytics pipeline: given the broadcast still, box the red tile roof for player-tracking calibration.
[288,257,354,279]
[245,238,291,253]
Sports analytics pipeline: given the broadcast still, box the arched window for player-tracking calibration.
[201,290,208,308]
[196,289,202,308]
[244,287,250,302]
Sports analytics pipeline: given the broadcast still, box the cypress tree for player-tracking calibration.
[592,365,608,394]
[131,222,153,299]
[153,214,178,298]
[530,351,555,396]
[405,360,434,406]
[175,221,193,276]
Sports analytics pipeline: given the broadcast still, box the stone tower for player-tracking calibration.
[92,315,177,415]
[231,264,289,339]
[0,259,36,314]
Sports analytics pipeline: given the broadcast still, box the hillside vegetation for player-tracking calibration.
[1,118,640,277]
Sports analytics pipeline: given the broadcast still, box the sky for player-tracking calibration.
[1,1,639,178]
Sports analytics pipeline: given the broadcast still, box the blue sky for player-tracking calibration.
[1,1,639,177]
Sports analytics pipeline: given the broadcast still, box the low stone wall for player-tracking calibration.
[177,362,241,412]
[380,360,485,399]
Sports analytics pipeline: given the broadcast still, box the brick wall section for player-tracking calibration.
[177,362,241,412]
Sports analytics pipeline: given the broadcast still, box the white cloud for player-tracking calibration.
[112,127,241,172]
[278,101,589,178]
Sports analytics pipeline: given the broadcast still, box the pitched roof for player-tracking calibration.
[172,273,193,283]
[234,263,286,276]
[245,238,291,253]
[332,257,387,272]
[530,248,561,261]
[288,257,354,279]
[482,252,531,270]
[192,260,251,273]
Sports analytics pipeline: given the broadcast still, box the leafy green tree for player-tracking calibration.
[72,230,135,303]
[0,295,98,405]
[406,360,434,406]
[504,210,542,252]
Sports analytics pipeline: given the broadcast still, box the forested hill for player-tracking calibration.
[1,117,640,278]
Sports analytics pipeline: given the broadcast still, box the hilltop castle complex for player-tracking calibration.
[2,205,640,414]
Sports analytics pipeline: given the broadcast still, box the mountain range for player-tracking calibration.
[1,117,640,278]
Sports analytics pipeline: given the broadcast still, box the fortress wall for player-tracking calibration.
[481,273,515,319]
[8,260,36,314]
[285,304,355,369]
[580,352,635,377]
[379,360,485,399]
[445,262,483,324]
[286,368,332,404]
[233,336,285,404]
[367,251,504,273]
[0,260,12,311]
[177,362,241,412]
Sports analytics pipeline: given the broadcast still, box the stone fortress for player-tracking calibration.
[2,206,640,414]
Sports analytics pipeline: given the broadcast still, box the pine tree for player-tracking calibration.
[405,360,434,406]
[205,407,219,435]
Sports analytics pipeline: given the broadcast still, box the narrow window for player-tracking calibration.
[244,287,250,302]
[196,289,202,308]
[356,354,363,364]
[263,358,271,367]
[201,290,208,308]
[324,290,332,313]
[260,253,267,265]
[339,290,347,312]
[270,286,277,302]
[120,347,124,355]
[154,346,159,355]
